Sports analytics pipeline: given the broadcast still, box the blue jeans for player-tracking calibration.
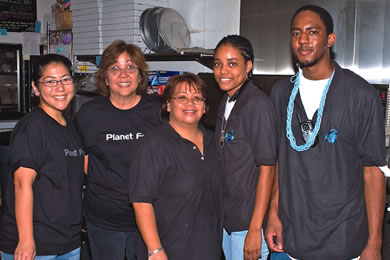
[270,252,360,260]
[270,252,290,260]
[86,222,136,260]
[223,228,269,260]
[1,247,80,260]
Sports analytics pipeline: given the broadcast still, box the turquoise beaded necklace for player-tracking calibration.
[286,69,335,151]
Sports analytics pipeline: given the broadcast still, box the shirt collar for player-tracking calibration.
[161,119,212,145]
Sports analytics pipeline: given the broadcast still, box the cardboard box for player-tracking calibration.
[73,37,103,44]
[100,23,140,31]
[72,13,101,22]
[72,24,102,33]
[74,48,104,55]
[148,71,159,86]
[157,71,182,85]
[102,17,139,24]
[71,0,103,9]
[73,31,101,38]
[146,71,183,95]
[101,29,140,37]
[71,7,102,16]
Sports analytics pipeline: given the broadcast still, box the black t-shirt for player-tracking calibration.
[74,95,161,231]
[270,62,387,259]
[0,107,84,255]
[215,80,278,233]
[129,121,223,260]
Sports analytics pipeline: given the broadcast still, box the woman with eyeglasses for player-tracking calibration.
[0,54,84,260]
[74,40,160,260]
[129,73,223,260]
[213,35,278,260]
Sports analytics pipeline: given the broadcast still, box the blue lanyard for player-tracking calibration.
[286,70,335,151]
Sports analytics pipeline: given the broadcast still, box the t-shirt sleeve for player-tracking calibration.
[128,136,166,204]
[245,95,278,166]
[9,118,44,175]
[354,88,387,166]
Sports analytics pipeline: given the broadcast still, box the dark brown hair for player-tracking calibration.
[96,40,149,96]
[32,54,73,84]
[160,73,208,121]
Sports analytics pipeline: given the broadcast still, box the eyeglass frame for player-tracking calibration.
[107,65,138,75]
[38,77,74,87]
[171,96,206,105]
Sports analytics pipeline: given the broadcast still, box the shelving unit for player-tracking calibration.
[47,29,73,61]
[75,51,214,70]
[144,52,214,70]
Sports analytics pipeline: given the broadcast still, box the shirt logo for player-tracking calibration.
[106,132,144,141]
[224,130,235,143]
[324,129,338,143]
[64,148,84,157]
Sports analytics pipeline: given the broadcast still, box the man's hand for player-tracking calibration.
[361,166,385,260]
[359,243,381,260]
[265,214,284,253]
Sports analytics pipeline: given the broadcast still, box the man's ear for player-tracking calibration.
[246,60,253,74]
[327,33,336,48]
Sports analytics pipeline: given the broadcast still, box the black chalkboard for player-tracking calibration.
[0,0,37,32]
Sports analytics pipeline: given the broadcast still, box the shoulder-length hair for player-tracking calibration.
[96,40,149,96]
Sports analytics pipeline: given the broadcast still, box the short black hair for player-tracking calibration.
[214,35,254,78]
[291,5,334,35]
[32,54,73,84]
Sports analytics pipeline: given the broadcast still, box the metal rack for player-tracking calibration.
[75,51,214,70]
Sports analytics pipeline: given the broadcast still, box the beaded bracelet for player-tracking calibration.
[148,247,164,257]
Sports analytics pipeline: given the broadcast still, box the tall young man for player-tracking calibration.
[266,5,386,260]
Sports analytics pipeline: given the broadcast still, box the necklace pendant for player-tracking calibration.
[220,136,225,148]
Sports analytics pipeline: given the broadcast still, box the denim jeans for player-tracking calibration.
[223,228,269,260]
[270,252,291,260]
[270,252,360,260]
[86,222,136,260]
[1,247,80,260]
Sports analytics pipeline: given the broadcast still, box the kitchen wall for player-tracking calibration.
[148,0,240,73]
[168,0,240,49]
[0,0,240,47]
[0,0,240,73]
[241,0,390,83]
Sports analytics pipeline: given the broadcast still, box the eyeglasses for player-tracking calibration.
[108,65,138,75]
[172,96,205,105]
[38,77,73,87]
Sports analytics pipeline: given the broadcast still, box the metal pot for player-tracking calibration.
[140,7,190,53]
